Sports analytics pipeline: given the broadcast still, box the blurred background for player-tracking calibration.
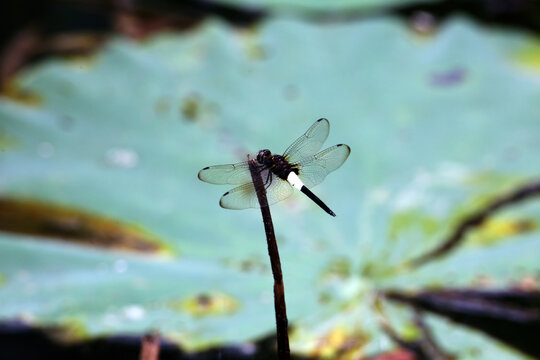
[1,0,540,359]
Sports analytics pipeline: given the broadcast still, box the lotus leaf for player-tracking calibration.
[1,16,540,359]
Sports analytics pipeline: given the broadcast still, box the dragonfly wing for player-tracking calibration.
[283,118,330,163]
[198,161,252,185]
[265,176,295,205]
[296,144,351,188]
[219,174,294,210]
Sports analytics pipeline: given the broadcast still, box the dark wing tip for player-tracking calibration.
[219,193,229,208]
[338,144,351,152]
[202,166,210,170]
[197,169,206,180]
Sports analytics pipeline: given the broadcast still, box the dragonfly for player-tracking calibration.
[198,118,351,216]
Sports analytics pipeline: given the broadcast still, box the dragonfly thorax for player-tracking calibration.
[257,149,298,180]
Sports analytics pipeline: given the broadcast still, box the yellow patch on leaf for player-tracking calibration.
[470,217,537,246]
[1,80,43,106]
[0,197,171,255]
[47,318,89,344]
[388,210,440,241]
[302,326,367,360]
[513,41,540,73]
[169,292,240,317]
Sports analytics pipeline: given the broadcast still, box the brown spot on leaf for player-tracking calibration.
[169,292,239,317]
[221,256,268,274]
[0,197,169,254]
[181,94,200,121]
[1,79,42,106]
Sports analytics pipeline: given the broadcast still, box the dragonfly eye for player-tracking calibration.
[257,149,271,163]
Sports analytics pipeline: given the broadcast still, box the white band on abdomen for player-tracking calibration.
[287,172,304,190]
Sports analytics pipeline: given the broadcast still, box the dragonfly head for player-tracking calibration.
[257,149,272,164]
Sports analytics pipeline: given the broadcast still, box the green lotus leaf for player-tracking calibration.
[1,16,540,359]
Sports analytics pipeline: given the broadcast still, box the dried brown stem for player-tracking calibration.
[139,332,160,360]
[248,158,290,360]
[409,180,540,268]
[374,295,452,360]
[384,289,540,358]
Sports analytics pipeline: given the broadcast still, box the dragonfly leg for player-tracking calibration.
[265,170,273,189]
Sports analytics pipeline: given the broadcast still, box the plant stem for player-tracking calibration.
[139,332,160,360]
[409,179,540,267]
[384,289,540,358]
[248,158,290,360]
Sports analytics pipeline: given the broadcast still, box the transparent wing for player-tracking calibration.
[219,173,294,210]
[198,161,251,185]
[283,118,330,163]
[295,144,351,188]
